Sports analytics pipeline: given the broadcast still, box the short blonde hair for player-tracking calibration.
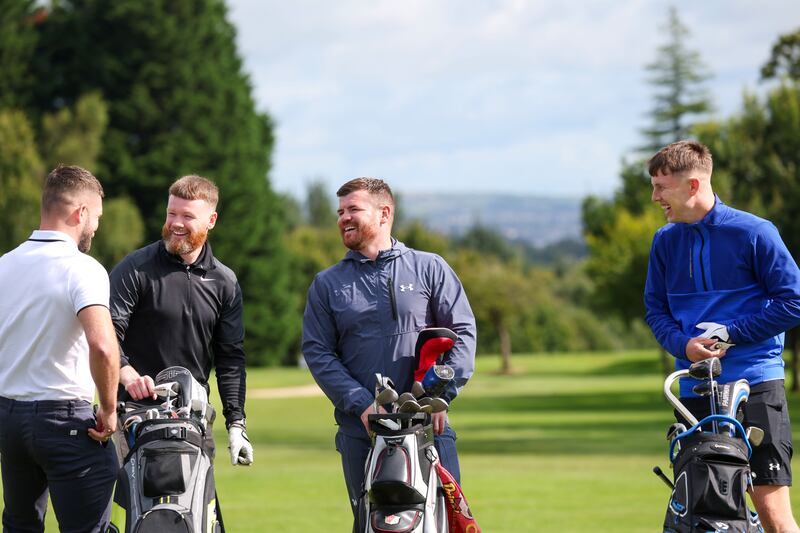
[169,175,219,209]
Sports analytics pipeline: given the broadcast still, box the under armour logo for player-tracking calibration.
[769,462,781,471]
[400,284,414,292]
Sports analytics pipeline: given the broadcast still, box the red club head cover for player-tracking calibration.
[414,328,457,382]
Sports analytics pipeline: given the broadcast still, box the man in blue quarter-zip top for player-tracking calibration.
[645,140,800,532]
[302,177,477,524]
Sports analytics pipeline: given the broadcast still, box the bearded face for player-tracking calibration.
[161,196,216,260]
[161,222,208,256]
[77,220,94,253]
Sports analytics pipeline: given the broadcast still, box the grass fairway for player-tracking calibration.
[3,351,800,531]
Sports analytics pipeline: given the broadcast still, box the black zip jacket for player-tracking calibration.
[109,240,246,426]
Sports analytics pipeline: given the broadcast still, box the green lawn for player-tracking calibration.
[3,351,800,531]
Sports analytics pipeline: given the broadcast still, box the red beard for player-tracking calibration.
[161,223,207,257]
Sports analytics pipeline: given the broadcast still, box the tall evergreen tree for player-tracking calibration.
[641,6,713,153]
[31,0,296,365]
[581,7,712,344]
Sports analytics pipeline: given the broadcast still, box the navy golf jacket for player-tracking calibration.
[302,239,477,437]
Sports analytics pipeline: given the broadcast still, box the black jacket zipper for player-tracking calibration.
[387,276,398,321]
[692,227,709,291]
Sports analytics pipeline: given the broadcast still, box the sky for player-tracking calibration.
[226,0,800,200]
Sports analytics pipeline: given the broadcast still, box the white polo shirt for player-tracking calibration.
[0,230,110,402]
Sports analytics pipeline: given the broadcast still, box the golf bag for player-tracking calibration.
[663,421,762,533]
[359,411,449,533]
[357,327,480,533]
[109,366,220,533]
[657,358,763,533]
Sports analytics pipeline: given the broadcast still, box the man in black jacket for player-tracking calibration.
[109,175,253,467]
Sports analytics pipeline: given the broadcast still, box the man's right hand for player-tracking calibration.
[120,365,156,400]
[88,404,118,443]
[360,403,387,434]
[685,336,729,362]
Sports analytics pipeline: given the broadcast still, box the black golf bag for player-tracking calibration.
[108,366,220,533]
[658,358,763,533]
[663,424,762,533]
[358,412,448,533]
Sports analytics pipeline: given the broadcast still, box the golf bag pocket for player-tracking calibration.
[134,507,193,533]
[142,444,193,497]
[370,444,426,505]
[370,508,423,532]
[689,459,748,519]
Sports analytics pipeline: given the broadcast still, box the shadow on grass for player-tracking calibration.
[587,356,663,376]
[455,389,668,414]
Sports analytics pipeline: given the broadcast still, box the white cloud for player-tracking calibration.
[227,0,800,199]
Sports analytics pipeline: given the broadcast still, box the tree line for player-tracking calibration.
[3,2,798,373]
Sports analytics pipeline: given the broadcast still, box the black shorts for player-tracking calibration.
[676,379,793,486]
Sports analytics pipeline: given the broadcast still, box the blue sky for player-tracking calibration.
[227,1,800,200]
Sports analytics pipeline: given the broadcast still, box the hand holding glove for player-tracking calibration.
[696,322,735,351]
[228,420,253,466]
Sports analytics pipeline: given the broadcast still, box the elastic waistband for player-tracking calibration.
[0,396,92,414]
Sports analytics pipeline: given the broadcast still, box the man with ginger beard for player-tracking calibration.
[108,175,253,475]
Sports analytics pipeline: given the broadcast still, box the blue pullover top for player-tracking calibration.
[302,240,477,438]
[645,197,800,396]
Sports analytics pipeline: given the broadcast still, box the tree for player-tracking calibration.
[641,6,713,153]
[761,29,800,81]
[696,58,800,387]
[581,7,712,344]
[453,252,533,373]
[0,1,39,109]
[304,179,337,228]
[31,0,295,364]
[0,109,44,252]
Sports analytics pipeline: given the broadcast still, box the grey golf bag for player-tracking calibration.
[359,411,448,533]
[108,366,220,533]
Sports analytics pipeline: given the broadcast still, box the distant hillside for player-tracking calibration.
[400,192,584,248]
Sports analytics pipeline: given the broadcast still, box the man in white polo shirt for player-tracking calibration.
[0,165,120,533]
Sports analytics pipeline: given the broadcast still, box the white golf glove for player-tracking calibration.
[696,322,735,350]
[228,420,253,466]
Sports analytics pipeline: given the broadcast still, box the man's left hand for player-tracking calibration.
[228,421,253,466]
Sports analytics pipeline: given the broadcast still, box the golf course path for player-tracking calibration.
[248,384,324,399]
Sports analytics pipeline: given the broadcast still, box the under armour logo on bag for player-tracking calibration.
[769,462,781,471]
[400,283,414,292]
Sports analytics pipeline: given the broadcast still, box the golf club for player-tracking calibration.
[411,381,426,399]
[687,357,721,380]
[746,426,764,447]
[399,399,421,413]
[719,380,750,436]
[663,369,699,427]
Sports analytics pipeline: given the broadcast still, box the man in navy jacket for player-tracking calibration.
[302,177,477,522]
[645,140,800,532]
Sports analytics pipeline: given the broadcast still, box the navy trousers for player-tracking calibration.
[0,397,117,533]
[336,424,460,516]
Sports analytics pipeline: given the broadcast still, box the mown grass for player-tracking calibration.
[3,351,799,531]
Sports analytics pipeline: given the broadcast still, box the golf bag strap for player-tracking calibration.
[129,425,204,455]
